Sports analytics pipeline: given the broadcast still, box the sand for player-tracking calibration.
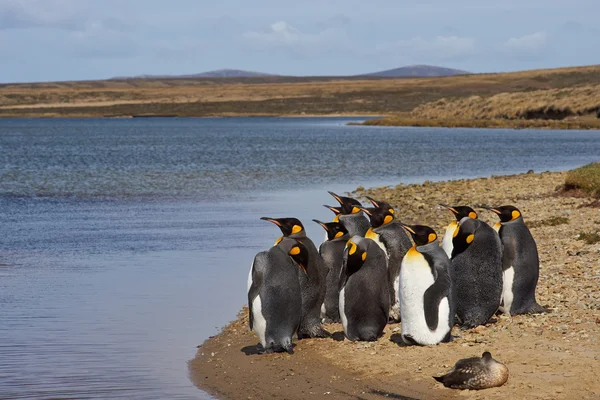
[189,171,600,400]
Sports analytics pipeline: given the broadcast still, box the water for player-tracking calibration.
[1,117,600,399]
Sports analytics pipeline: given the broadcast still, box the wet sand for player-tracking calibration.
[190,171,600,400]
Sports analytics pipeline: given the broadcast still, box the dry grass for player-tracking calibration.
[2,65,600,119]
[564,162,600,197]
[362,115,600,129]
[412,84,600,120]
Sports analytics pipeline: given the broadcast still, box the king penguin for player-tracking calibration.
[326,191,370,236]
[439,204,478,258]
[339,236,389,341]
[313,219,349,323]
[247,241,303,353]
[261,217,329,338]
[398,223,454,345]
[450,217,503,329]
[361,197,412,322]
[485,205,546,315]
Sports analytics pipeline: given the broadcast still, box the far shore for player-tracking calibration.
[189,169,600,400]
[3,65,600,129]
[2,111,599,131]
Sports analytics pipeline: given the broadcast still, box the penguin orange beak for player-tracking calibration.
[328,191,344,205]
[260,217,282,226]
[482,206,501,215]
[312,219,329,231]
[359,207,373,216]
[398,222,415,234]
[323,205,341,214]
[365,196,380,207]
[439,203,458,214]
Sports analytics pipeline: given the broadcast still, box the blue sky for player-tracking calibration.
[1,0,599,83]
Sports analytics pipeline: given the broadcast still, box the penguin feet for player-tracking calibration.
[401,334,421,346]
[388,305,401,323]
[299,325,331,339]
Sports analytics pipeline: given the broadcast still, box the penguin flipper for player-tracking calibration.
[423,270,451,331]
[248,256,265,331]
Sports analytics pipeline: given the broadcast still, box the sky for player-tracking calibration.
[1,0,599,83]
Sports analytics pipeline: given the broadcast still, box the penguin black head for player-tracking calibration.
[439,204,478,221]
[278,237,309,274]
[360,202,395,229]
[344,236,368,267]
[485,205,522,223]
[328,191,363,215]
[261,217,305,237]
[451,217,477,257]
[482,351,493,362]
[399,223,438,246]
[312,219,349,241]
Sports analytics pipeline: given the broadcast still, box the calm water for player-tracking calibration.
[1,117,600,399]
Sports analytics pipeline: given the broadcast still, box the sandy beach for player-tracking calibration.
[189,170,600,400]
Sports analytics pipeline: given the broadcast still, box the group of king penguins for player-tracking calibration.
[247,191,546,354]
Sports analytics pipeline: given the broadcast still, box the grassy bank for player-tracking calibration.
[361,114,600,129]
[2,65,600,123]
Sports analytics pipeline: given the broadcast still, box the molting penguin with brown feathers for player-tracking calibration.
[362,197,412,322]
[484,205,547,315]
[312,219,349,323]
[261,217,329,338]
[439,204,479,258]
[434,351,509,390]
[326,191,370,237]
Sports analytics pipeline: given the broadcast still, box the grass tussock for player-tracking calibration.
[362,116,600,130]
[529,216,570,228]
[412,84,600,121]
[564,163,600,198]
[577,231,600,244]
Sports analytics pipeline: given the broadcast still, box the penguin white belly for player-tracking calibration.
[320,302,326,320]
[247,262,253,293]
[442,222,457,258]
[251,296,267,347]
[339,286,348,333]
[370,235,389,259]
[400,256,450,345]
[499,266,515,315]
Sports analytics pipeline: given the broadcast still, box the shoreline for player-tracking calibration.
[2,111,598,130]
[189,170,600,400]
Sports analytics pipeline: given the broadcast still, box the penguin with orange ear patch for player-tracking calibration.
[484,205,546,315]
[313,219,349,323]
[247,240,304,353]
[439,204,478,258]
[398,223,454,345]
[361,197,412,322]
[339,236,389,341]
[326,191,370,236]
[261,217,329,338]
[451,217,503,329]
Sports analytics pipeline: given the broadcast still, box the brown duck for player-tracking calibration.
[434,352,509,390]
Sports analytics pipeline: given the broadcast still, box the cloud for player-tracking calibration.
[68,20,138,59]
[376,36,476,61]
[0,0,84,30]
[242,21,346,52]
[503,31,547,57]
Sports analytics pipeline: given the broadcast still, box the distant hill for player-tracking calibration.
[361,65,470,77]
[112,69,278,80]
